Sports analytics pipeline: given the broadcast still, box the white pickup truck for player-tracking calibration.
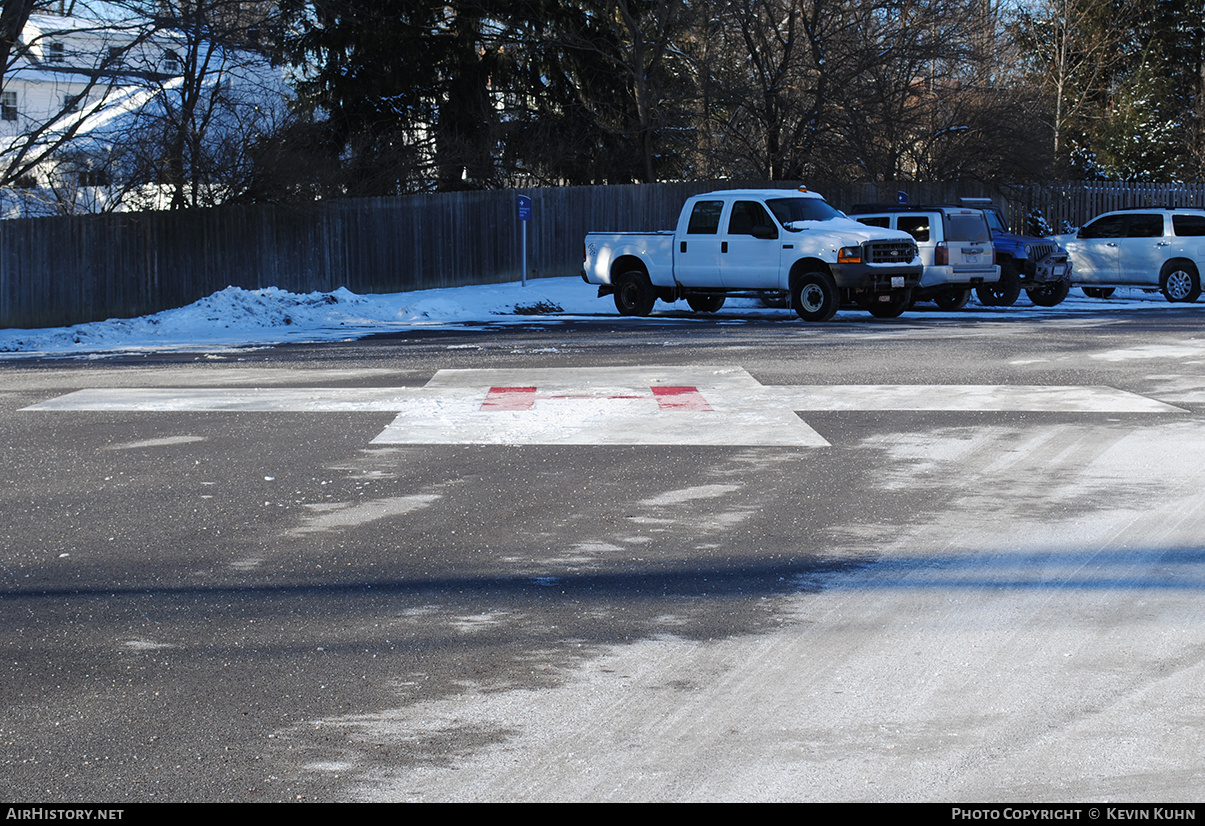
[582,188,923,321]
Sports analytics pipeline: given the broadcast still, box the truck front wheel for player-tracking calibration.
[791,272,839,322]
[613,271,657,316]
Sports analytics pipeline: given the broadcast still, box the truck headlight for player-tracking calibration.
[838,246,862,263]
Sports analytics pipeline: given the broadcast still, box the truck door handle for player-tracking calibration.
[681,241,687,253]
[722,242,728,253]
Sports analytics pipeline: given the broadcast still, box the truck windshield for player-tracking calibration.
[766,198,844,228]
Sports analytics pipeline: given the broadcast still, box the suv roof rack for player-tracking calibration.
[849,203,985,213]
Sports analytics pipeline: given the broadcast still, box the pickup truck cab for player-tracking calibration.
[582,188,922,322]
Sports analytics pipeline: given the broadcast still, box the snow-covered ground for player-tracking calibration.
[0,277,1186,360]
[0,278,609,359]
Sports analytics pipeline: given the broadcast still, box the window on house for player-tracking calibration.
[47,42,65,63]
[79,167,110,187]
[163,50,180,72]
[1,91,17,122]
[63,93,80,113]
[106,46,124,67]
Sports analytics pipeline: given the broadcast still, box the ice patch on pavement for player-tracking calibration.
[291,494,441,535]
[121,639,177,651]
[105,435,206,451]
[641,484,742,507]
[1090,341,1205,363]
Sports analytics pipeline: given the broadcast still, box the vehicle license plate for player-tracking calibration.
[891,277,904,288]
[1052,263,1067,276]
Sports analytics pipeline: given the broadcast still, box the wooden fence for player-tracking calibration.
[4,179,1205,329]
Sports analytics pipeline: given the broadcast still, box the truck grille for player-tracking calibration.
[1026,241,1056,262]
[866,240,917,263]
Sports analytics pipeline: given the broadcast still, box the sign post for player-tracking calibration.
[516,195,532,287]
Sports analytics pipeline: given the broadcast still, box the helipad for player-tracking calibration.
[24,366,1181,446]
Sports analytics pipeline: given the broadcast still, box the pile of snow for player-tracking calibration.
[0,277,609,358]
[0,277,1184,360]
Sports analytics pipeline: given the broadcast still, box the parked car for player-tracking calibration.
[1053,208,1205,303]
[847,205,1000,310]
[961,199,1073,307]
[582,188,923,322]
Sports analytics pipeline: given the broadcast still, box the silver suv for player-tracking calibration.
[1054,208,1205,303]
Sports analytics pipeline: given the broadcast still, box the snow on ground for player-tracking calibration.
[0,278,609,359]
[0,277,1188,360]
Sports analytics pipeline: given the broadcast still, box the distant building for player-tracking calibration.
[1,12,290,217]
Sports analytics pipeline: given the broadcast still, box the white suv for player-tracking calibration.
[848,205,1000,309]
[1054,208,1205,303]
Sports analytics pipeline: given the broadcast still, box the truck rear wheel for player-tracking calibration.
[613,271,656,316]
[791,272,838,322]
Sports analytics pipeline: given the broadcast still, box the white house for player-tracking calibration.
[1,11,290,216]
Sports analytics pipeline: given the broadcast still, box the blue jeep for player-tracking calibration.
[961,198,1073,307]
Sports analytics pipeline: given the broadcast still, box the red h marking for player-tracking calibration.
[482,385,712,412]
[651,386,713,411]
[482,387,537,410]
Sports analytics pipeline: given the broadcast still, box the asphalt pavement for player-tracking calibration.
[5,301,1205,801]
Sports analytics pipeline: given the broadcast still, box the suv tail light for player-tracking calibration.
[934,242,949,266]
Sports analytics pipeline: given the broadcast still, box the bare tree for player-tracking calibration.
[598,0,690,183]
[1014,0,1134,169]
[0,0,39,90]
[112,0,284,209]
[714,0,836,180]
[830,0,956,181]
